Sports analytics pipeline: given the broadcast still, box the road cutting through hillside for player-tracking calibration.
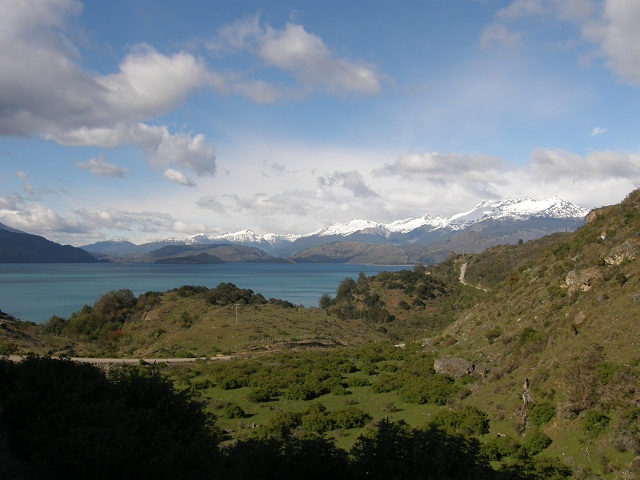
[6,355,234,364]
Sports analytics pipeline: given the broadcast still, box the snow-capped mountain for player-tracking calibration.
[447,197,587,228]
[81,197,589,258]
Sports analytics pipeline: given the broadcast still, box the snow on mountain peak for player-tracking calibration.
[386,214,448,233]
[149,196,587,246]
[310,219,388,237]
[447,197,588,227]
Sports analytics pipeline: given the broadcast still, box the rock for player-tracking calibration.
[585,206,614,225]
[434,356,474,377]
[564,267,603,293]
[604,238,639,266]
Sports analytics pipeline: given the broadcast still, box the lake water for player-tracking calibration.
[0,263,408,323]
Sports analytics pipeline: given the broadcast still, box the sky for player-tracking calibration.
[1,0,640,246]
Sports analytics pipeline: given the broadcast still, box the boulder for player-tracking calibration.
[604,238,639,266]
[434,356,474,377]
[564,267,603,293]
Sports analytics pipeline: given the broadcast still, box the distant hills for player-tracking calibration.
[82,197,588,264]
[0,197,588,264]
[0,223,100,263]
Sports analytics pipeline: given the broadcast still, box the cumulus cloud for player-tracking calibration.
[490,0,640,85]
[206,16,382,97]
[317,171,378,198]
[0,194,22,210]
[584,0,640,85]
[96,46,209,118]
[259,23,381,95]
[0,0,216,182]
[75,155,129,178]
[15,171,28,180]
[1,204,90,235]
[163,168,196,187]
[52,123,216,177]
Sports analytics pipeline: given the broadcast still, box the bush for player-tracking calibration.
[583,410,611,437]
[329,407,371,430]
[524,429,553,455]
[398,375,458,405]
[248,386,278,403]
[224,403,246,419]
[530,402,556,427]
[431,406,490,436]
[518,327,544,346]
[481,435,522,461]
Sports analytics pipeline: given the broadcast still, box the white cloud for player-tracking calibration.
[0,194,22,210]
[492,0,640,85]
[163,168,196,187]
[0,0,217,179]
[259,23,381,95]
[1,204,90,235]
[373,152,506,182]
[584,0,640,85]
[317,171,378,198]
[207,16,382,97]
[96,45,209,119]
[52,123,216,178]
[528,148,640,182]
[76,207,176,233]
[75,155,129,178]
[590,127,607,137]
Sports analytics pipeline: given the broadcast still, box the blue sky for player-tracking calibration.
[1,0,639,245]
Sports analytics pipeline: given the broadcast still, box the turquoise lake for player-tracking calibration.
[0,263,408,323]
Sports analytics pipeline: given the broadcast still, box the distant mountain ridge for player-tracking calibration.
[82,196,589,263]
[0,222,101,263]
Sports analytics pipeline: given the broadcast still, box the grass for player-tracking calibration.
[183,364,455,450]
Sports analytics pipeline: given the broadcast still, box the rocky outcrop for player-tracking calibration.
[564,267,603,293]
[604,238,639,266]
[434,356,475,377]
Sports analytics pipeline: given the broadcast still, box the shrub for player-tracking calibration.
[530,401,556,427]
[518,327,544,346]
[248,386,278,403]
[583,410,611,437]
[481,435,522,461]
[224,403,246,419]
[329,407,371,430]
[431,406,490,436]
[524,429,553,455]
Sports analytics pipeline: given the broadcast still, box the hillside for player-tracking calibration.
[3,192,640,477]
[147,244,292,264]
[0,225,101,263]
[422,190,640,475]
[290,241,409,265]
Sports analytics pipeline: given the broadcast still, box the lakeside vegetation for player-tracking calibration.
[3,190,640,478]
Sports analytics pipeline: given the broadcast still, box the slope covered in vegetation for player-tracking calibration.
[3,190,640,478]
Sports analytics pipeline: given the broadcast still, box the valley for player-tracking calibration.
[2,191,640,478]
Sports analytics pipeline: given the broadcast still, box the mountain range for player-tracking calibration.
[82,197,589,264]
